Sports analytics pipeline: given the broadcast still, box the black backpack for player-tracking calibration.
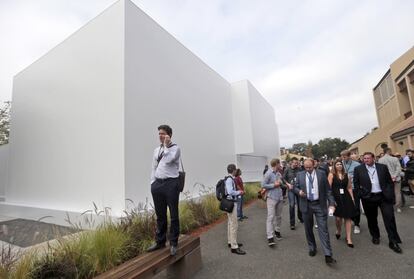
[216,176,231,201]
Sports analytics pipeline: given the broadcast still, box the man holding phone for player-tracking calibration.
[147,125,181,256]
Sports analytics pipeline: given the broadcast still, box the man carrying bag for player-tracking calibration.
[224,164,246,255]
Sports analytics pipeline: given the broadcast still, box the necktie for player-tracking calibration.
[307,173,314,201]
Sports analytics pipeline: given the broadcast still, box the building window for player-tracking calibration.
[374,73,395,108]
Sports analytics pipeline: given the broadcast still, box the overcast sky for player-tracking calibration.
[1,0,414,147]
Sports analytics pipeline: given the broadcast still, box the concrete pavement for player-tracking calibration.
[192,197,414,279]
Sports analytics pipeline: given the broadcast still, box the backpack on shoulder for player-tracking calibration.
[216,176,235,213]
[215,176,229,201]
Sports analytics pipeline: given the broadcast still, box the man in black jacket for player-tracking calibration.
[353,152,402,254]
[284,157,303,229]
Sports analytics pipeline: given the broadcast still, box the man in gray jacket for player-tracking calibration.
[379,148,402,212]
[294,159,337,265]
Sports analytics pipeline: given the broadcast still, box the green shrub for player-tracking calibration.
[200,194,223,223]
[179,202,198,234]
[89,224,131,274]
[244,182,261,202]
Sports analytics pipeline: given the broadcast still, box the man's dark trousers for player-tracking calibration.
[361,193,401,244]
[352,189,361,226]
[151,177,180,246]
[288,190,302,225]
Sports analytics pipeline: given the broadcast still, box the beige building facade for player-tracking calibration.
[350,46,414,156]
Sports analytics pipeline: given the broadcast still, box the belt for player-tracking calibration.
[155,177,177,182]
[371,192,383,196]
[308,199,320,203]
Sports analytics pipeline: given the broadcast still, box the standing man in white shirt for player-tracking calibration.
[225,164,246,255]
[147,125,181,256]
[379,148,403,213]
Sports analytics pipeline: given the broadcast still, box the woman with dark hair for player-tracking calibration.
[328,160,357,248]
[235,168,247,221]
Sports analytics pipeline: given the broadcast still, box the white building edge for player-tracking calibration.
[0,0,279,222]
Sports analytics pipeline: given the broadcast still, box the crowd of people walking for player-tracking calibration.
[219,148,406,265]
[145,124,406,266]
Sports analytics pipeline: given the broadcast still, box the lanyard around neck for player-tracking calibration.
[366,165,376,180]
[307,172,315,188]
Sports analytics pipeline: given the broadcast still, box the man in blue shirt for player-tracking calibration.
[225,164,246,255]
[262,158,284,246]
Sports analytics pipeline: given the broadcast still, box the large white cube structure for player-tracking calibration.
[5,0,279,215]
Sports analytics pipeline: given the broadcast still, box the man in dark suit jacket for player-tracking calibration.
[293,159,337,265]
[353,152,402,253]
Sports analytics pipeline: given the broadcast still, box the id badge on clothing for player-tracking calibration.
[339,188,344,195]
[311,188,316,195]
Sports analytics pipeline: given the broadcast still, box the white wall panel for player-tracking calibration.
[7,1,126,213]
[124,1,236,204]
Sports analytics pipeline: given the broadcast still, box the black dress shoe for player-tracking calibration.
[335,233,340,240]
[389,243,402,254]
[170,245,178,256]
[146,243,166,252]
[309,250,316,257]
[228,243,243,248]
[290,225,295,230]
[372,238,380,245]
[325,256,337,265]
[231,248,246,255]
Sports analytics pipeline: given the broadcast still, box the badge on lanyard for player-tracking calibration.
[339,188,344,195]
[311,188,316,194]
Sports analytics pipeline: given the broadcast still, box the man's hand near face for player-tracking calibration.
[164,135,171,147]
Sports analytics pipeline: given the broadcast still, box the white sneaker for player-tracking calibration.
[354,226,360,234]
[409,206,414,209]
[397,208,402,213]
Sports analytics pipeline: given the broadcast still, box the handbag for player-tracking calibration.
[258,188,267,201]
[219,198,234,213]
[178,157,185,192]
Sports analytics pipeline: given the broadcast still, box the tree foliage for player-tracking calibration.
[290,143,307,155]
[0,101,10,145]
[311,137,350,159]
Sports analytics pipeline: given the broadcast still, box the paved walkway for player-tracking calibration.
[192,197,414,279]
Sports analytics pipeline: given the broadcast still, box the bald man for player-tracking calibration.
[294,159,337,265]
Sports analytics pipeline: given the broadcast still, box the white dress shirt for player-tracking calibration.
[151,143,181,184]
[365,164,382,193]
[306,170,319,201]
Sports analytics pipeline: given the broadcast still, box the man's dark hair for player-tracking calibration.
[158,124,173,137]
[383,147,391,153]
[363,152,375,158]
[227,164,237,174]
[291,157,298,161]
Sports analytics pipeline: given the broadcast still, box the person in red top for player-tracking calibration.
[235,169,248,221]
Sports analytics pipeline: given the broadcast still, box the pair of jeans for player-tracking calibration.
[151,177,180,246]
[288,190,302,226]
[237,195,244,218]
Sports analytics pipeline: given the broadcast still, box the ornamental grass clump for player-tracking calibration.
[243,182,261,202]
[200,194,222,224]
[120,200,157,257]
